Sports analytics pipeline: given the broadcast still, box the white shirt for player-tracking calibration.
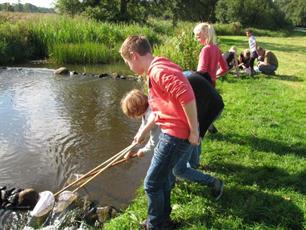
[249,35,256,52]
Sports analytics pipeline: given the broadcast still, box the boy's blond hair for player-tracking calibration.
[193,22,217,45]
[121,89,148,118]
[119,35,152,60]
[243,48,250,57]
[229,46,237,53]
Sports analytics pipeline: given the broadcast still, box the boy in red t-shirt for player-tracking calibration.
[120,35,199,230]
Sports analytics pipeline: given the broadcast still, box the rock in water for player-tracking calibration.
[54,67,69,75]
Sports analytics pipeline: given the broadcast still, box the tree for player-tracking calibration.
[55,0,84,15]
[275,0,306,27]
[215,0,291,29]
[55,0,148,22]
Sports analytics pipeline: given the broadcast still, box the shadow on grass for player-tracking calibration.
[220,37,306,55]
[257,40,306,55]
[209,132,306,158]
[180,186,304,230]
[209,162,306,195]
[218,73,303,85]
[266,74,304,82]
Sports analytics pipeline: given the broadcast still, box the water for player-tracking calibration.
[0,67,151,228]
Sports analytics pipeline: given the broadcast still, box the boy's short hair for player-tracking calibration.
[120,35,152,60]
[256,46,264,52]
[121,89,148,118]
[245,28,253,34]
[18,188,39,209]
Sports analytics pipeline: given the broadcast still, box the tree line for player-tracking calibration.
[1,0,305,28]
[0,3,54,13]
[55,0,306,29]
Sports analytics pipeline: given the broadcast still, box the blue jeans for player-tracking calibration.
[172,144,216,186]
[188,144,201,168]
[144,132,192,230]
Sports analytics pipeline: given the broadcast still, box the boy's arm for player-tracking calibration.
[138,126,160,157]
[134,112,156,144]
[182,100,199,145]
[125,113,156,159]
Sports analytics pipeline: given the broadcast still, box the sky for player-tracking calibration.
[0,0,54,8]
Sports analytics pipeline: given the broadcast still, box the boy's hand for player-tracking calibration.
[124,150,144,160]
[137,150,144,157]
[133,131,146,144]
[189,130,200,146]
[124,151,135,159]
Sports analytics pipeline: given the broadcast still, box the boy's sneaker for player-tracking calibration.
[208,124,218,134]
[140,218,179,230]
[162,218,180,229]
[139,219,149,230]
[212,179,224,201]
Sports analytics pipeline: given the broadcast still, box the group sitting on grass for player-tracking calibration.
[225,29,279,76]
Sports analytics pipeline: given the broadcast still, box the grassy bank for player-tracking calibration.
[0,12,294,65]
[104,35,306,229]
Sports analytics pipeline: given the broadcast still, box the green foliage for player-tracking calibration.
[215,0,292,29]
[0,14,161,64]
[51,42,119,64]
[276,0,306,27]
[0,22,34,64]
[55,0,149,22]
[154,29,200,70]
[0,3,54,13]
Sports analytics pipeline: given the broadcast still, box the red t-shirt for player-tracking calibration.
[197,44,228,86]
[147,57,195,139]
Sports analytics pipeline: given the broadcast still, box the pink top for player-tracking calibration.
[147,57,195,139]
[197,44,228,87]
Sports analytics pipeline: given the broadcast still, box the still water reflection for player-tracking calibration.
[0,67,151,214]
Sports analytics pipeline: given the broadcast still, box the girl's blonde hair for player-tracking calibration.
[121,89,148,118]
[193,22,217,45]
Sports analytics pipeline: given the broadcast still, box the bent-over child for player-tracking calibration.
[223,46,240,77]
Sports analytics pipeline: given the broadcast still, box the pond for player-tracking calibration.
[0,66,151,228]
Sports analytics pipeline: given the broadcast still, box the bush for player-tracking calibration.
[154,30,200,70]
[51,42,120,64]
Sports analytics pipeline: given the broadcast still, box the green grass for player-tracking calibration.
[104,35,306,229]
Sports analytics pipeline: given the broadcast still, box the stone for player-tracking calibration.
[54,67,69,75]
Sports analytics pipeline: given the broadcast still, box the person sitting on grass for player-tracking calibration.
[256,46,278,75]
[222,46,240,77]
[0,186,39,210]
[238,49,252,75]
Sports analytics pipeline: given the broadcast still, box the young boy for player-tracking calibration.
[245,29,258,75]
[120,35,199,230]
[121,89,160,158]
